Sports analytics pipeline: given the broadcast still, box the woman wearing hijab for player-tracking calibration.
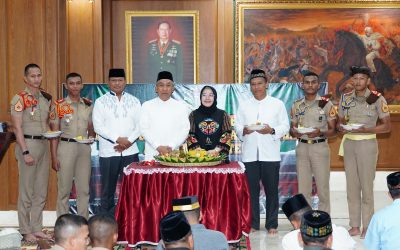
[187,86,232,157]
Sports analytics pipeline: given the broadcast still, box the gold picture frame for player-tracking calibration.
[235,0,400,112]
[125,11,199,84]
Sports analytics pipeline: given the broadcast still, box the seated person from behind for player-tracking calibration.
[364,171,400,250]
[298,210,333,250]
[51,214,89,250]
[159,211,194,250]
[157,196,229,250]
[281,194,355,250]
[88,214,118,250]
[187,86,232,158]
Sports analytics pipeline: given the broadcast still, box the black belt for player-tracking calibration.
[60,137,77,143]
[24,134,44,140]
[298,138,326,144]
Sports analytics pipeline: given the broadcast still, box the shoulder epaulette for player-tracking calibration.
[343,90,353,96]
[18,91,27,96]
[318,94,331,109]
[366,90,381,105]
[148,39,157,43]
[294,98,303,104]
[82,97,92,106]
[40,90,52,102]
[172,39,181,45]
[55,98,65,104]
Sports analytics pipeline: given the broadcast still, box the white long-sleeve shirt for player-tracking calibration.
[92,91,141,157]
[140,97,190,160]
[235,95,289,162]
[281,224,356,250]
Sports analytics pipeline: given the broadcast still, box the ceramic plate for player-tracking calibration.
[41,131,63,138]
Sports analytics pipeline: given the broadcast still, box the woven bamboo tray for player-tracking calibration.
[157,160,223,167]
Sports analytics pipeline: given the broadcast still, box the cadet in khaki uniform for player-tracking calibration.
[50,73,95,219]
[147,21,183,83]
[290,72,337,213]
[10,64,53,242]
[337,66,391,238]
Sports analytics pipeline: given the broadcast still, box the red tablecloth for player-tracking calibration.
[115,161,251,247]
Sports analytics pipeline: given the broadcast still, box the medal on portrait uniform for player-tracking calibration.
[159,41,169,59]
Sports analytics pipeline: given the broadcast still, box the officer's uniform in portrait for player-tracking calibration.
[291,95,336,213]
[51,96,93,218]
[10,88,52,235]
[338,88,390,229]
[147,39,183,83]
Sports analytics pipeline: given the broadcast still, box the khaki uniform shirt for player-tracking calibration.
[10,87,52,135]
[291,95,336,139]
[50,96,93,138]
[338,88,390,134]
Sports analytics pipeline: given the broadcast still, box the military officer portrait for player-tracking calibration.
[49,72,95,219]
[147,21,183,83]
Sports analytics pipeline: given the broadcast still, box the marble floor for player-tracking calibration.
[249,190,391,250]
[0,172,393,250]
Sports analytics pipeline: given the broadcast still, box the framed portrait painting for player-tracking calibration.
[126,11,199,84]
[235,0,400,111]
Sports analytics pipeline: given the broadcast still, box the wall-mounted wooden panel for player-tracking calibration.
[0,0,65,210]
[67,1,94,82]
[330,114,400,171]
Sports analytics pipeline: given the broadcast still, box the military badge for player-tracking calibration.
[24,94,38,108]
[329,106,337,118]
[341,94,354,109]
[56,102,74,119]
[49,109,56,120]
[382,101,389,113]
[64,113,73,125]
[14,99,23,112]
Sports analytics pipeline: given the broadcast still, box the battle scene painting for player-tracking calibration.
[237,4,400,106]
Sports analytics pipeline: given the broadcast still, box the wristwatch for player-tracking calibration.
[270,128,276,135]
[22,150,30,155]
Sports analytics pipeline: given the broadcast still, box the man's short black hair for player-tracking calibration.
[289,206,312,223]
[54,214,88,244]
[182,207,201,221]
[389,189,400,199]
[88,214,118,245]
[24,63,41,76]
[66,72,82,82]
[303,71,319,80]
[301,233,331,246]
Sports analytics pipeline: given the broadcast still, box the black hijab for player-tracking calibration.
[197,86,218,115]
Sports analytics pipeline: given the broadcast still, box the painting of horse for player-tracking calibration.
[320,30,397,97]
[236,2,400,105]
